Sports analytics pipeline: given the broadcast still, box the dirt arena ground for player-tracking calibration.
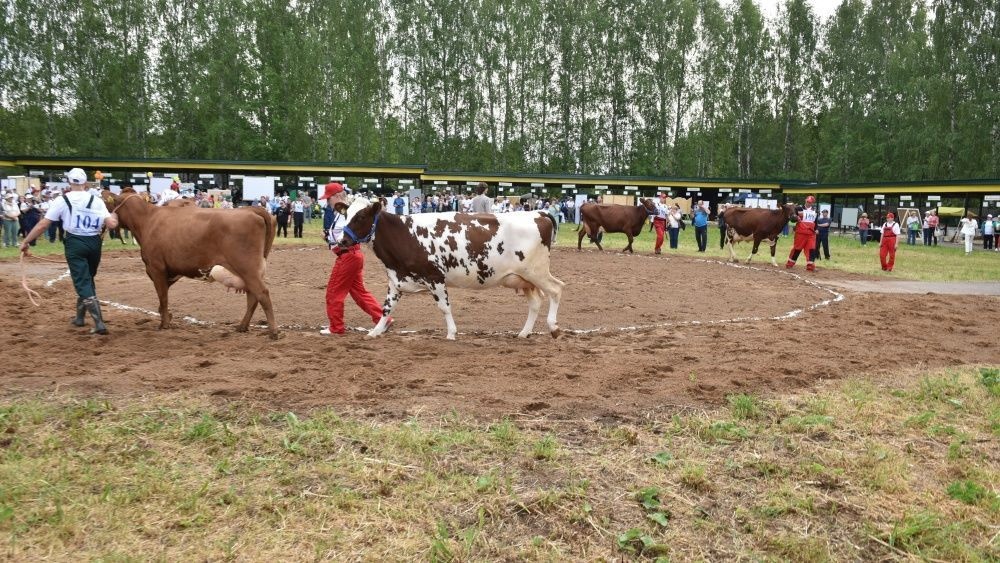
[2,246,997,419]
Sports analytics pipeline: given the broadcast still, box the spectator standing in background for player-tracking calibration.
[471,182,492,213]
[692,201,709,252]
[959,212,978,255]
[813,209,832,260]
[292,198,305,238]
[905,209,920,245]
[982,214,994,250]
[927,210,940,245]
[667,204,682,250]
[858,212,870,246]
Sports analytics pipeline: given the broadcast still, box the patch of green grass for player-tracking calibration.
[531,434,558,461]
[884,511,977,561]
[980,367,1000,396]
[679,463,711,492]
[728,394,763,421]
[782,414,835,433]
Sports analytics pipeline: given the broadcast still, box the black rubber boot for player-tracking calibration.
[71,297,86,327]
[84,297,108,335]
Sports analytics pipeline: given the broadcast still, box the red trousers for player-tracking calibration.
[653,218,666,251]
[325,247,383,333]
[880,238,897,271]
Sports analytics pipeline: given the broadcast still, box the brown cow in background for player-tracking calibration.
[107,189,280,338]
[577,199,656,253]
[724,203,797,266]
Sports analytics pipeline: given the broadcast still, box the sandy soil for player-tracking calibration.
[2,245,997,419]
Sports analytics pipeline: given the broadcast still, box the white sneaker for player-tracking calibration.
[319,328,333,335]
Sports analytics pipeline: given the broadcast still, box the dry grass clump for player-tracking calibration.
[1,366,997,560]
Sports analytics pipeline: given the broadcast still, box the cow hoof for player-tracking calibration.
[517,331,531,338]
[550,328,562,339]
[234,326,248,333]
[446,334,457,341]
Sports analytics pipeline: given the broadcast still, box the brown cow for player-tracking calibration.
[107,189,280,338]
[577,199,656,252]
[724,203,797,266]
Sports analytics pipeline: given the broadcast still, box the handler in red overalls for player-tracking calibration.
[879,212,900,272]
[320,182,389,335]
[652,193,668,254]
[786,195,818,271]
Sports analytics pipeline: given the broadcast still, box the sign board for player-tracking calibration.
[434,180,447,185]
[984,195,1000,201]
[499,182,512,187]
[29,170,44,177]
[900,195,912,201]
[242,176,275,201]
[562,184,576,188]
[149,177,173,195]
[198,174,214,179]
[841,207,859,229]
[874,194,885,199]
[719,188,731,193]
[531,183,544,188]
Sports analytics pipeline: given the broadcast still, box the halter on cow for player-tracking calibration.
[337,197,565,340]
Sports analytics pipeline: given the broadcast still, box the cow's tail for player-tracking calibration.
[248,206,277,258]
[543,213,557,248]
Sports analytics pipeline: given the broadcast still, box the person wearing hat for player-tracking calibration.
[651,193,669,254]
[857,212,871,246]
[879,212,900,271]
[20,193,43,247]
[158,180,180,206]
[982,214,994,250]
[319,182,388,335]
[2,190,20,247]
[786,195,818,271]
[958,212,978,256]
[20,168,119,334]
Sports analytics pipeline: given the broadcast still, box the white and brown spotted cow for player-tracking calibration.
[336,198,565,340]
[724,203,797,266]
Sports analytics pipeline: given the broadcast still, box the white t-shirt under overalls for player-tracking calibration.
[45,191,110,236]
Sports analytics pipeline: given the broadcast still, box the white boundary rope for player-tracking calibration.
[37,246,845,336]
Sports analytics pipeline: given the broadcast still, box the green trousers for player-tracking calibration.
[64,234,102,299]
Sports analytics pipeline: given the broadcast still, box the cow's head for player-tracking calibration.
[639,198,656,213]
[337,197,382,247]
[781,203,797,219]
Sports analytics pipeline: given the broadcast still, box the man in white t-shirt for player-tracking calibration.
[20,168,119,334]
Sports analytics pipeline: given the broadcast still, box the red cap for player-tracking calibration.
[886,212,895,220]
[805,195,815,204]
[321,182,345,200]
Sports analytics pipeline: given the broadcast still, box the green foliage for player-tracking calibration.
[1,0,996,180]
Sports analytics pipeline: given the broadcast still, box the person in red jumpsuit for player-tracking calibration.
[652,193,668,254]
[320,182,390,335]
[786,195,818,271]
[879,212,900,272]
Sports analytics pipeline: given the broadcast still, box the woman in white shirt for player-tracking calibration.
[959,212,978,255]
